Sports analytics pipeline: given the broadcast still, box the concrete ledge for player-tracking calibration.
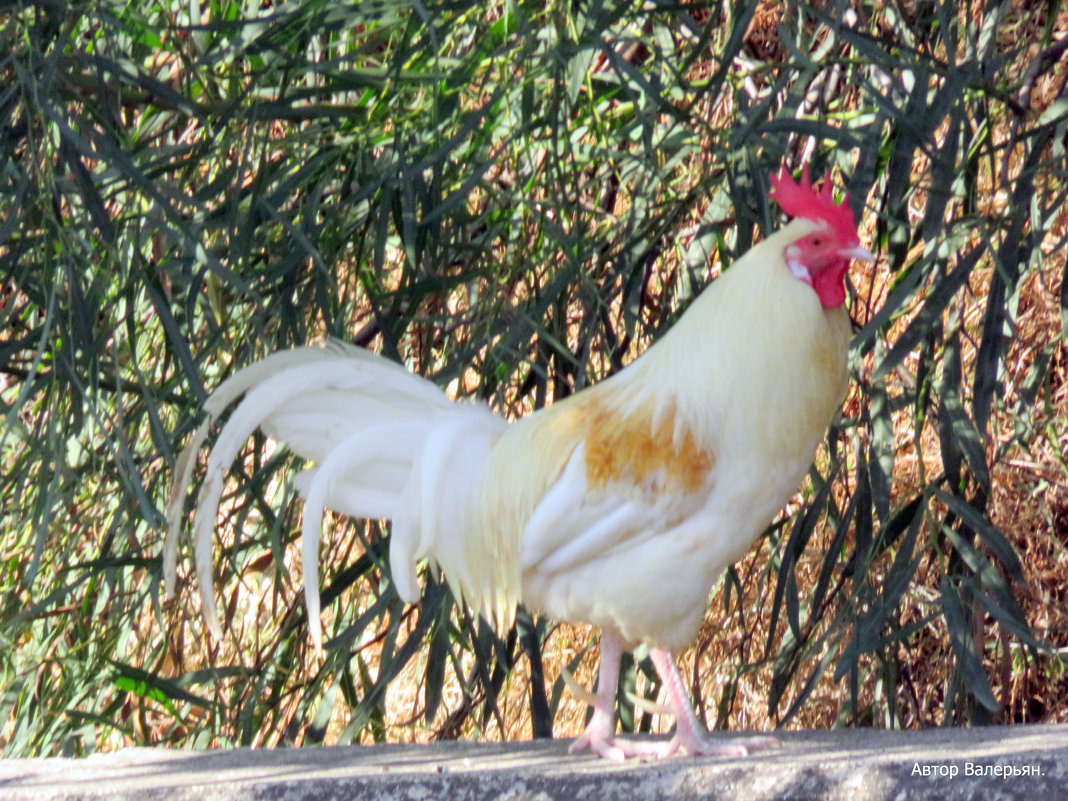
[2,724,1066,801]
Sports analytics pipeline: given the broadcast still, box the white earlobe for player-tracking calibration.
[786,255,813,286]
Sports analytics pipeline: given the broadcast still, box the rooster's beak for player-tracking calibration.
[839,245,876,263]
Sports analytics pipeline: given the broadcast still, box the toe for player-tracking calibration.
[568,733,591,755]
[569,732,626,762]
[594,741,627,762]
[677,732,779,757]
[735,735,780,754]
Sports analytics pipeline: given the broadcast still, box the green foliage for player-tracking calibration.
[1,0,1066,755]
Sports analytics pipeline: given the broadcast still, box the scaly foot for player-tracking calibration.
[648,648,779,759]
[568,631,627,761]
[568,725,628,762]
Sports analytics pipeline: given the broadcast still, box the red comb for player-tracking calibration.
[769,164,857,240]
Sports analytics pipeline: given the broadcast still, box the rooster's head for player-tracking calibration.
[769,164,874,308]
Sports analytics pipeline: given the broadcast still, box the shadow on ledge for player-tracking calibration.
[2,724,1066,801]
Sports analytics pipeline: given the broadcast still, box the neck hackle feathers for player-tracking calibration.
[769,164,856,242]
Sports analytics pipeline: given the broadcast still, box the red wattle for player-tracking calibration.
[813,261,848,308]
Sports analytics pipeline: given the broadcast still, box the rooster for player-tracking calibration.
[165,164,873,760]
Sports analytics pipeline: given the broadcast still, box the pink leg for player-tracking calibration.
[649,648,778,757]
[569,637,778,761]
[569,631,627,761]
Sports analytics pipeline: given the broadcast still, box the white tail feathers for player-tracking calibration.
[164,341,512,648]
[400,405,510,616]
[298,421,432,650]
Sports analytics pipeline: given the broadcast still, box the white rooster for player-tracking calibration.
[165,164,873,760]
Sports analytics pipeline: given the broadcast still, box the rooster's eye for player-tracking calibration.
[811,236,824,247]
